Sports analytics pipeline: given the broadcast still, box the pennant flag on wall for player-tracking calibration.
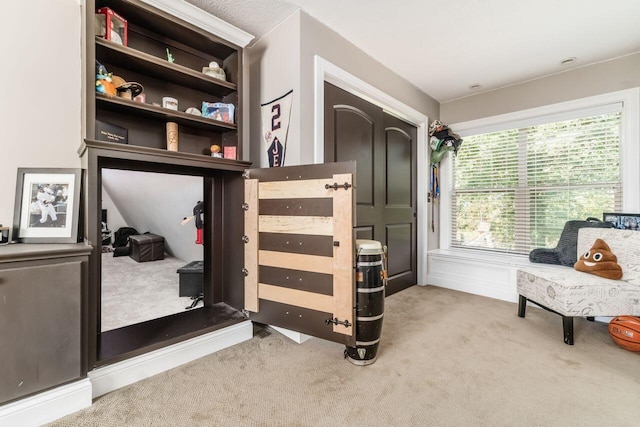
[261,90,293,167]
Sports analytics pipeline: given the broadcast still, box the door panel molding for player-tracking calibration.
[385,127,413,208]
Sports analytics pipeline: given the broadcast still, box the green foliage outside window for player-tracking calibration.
[452,113,621,254]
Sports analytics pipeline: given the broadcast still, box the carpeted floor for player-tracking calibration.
[49,285,640,426]
[101,252,197,331]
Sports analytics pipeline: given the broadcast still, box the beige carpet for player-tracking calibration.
[101,253,196,331]
[49,286,640,426]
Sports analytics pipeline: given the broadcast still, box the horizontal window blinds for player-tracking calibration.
[451,109,622,255]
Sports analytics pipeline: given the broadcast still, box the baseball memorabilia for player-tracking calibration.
[261,90,293,167]
[166,122,178,151]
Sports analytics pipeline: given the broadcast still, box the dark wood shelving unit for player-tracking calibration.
[88,0,243,157]
[84,0,249,370]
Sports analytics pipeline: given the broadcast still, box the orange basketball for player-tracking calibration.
[608,316,640,352]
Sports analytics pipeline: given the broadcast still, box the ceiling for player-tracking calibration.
[186,0,640,103]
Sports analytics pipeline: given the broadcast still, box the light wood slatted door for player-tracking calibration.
[243,162,356,345]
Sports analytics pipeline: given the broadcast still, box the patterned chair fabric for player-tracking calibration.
[517,228,640,344]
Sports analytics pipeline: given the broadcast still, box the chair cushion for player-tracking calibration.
[517,266,640,317]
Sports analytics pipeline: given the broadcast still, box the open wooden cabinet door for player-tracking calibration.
[243,162,356,346]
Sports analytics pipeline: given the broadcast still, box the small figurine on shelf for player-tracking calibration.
[202,62,226,81]
[166,48,175,63]
[210,144,223,158]
[95,60,116,96]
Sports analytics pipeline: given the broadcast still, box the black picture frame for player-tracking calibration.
[603,212,640,231]
[12,168,82,243]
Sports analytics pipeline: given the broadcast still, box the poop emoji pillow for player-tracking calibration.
[574,239,623,279]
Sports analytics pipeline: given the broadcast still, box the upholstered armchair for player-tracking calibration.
[517,228,640,344]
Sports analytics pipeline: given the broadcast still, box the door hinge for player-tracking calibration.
[325,182,352,191]
[325,317,352,328]
[242,170,251,179]
[242,235,249,243]
[242,268,249,276]
[241,309,251,318]
[242,203,249,211]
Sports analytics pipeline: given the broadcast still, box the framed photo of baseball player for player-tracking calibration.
[12,168,82,243]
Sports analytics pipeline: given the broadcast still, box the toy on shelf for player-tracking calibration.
[95,7,127,46]
[95,61,116,96]
[202,61,226,81]
[95,61,144,100]
[210,144,223,158]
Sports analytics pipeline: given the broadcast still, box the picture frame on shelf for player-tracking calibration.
[603,212,640,231]
[12,168,82,243]
[223,146,237,160]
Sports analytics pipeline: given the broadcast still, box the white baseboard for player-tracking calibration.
[0,379,92,427]
[269,325,311,344]
[90,320,253,398]
[427,249,525,303]
[428,274,518,302]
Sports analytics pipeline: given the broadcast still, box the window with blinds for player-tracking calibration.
[451,106,622,255]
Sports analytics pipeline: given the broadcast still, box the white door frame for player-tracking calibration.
[313,56,429,285]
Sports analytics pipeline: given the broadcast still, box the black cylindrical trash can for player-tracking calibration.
[345,239,385,365]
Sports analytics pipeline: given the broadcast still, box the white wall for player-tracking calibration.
[247,11,301,168]
[441,53,640,124]
[102,169,203,262]
[0,0,82,228]
[247,10,440,166]
[298,11,440,159]
[101,187,128,234]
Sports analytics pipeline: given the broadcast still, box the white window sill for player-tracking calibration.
[428,248,533,268]
[426,248,570,302]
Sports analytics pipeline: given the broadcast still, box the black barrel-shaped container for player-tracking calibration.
[345,240,385,365]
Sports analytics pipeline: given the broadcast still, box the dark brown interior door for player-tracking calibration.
[324,82,417,295]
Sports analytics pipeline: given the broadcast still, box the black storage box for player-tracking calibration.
[95,119,128,144]
[177,260,203,296]
[129,234,164,262]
